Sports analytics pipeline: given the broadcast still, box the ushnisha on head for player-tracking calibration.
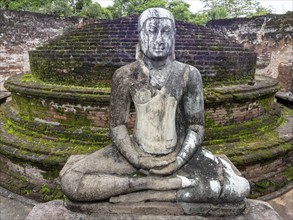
[137,8,176,61]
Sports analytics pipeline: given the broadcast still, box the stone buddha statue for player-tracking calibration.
[60,8,250,207]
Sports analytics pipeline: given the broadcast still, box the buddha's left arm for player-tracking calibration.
[149,66,205,175]
[176,66,204,168]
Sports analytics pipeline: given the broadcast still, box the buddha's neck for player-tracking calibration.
[143,56,173,70]
[143,56,173,88]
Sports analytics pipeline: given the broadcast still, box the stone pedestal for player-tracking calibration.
[25,199,282,220]
[65,200,246,217]
[0,92,9,104]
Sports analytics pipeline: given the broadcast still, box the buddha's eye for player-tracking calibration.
[162,27,171,33]
[149,27,158,33]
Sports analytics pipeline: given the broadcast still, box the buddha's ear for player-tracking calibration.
[171,39,176,61]
[171,45,175,60]
[136,43,143,60]
[170,26,176,61]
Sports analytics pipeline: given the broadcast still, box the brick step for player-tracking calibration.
[47,39,239,47]
[80,25,201,31]
[57,36,234,45]
[45,37,242,44]
[44,41,137,46]
[31,49,252,58]
[43,39,243,47]
[45,41,135,46]
[66,27,219,34]
[64,30,224,39]
[41,45,243,51]
[36,45,243,53]
[0,120,109,169]
[47,39,137,45]
[37,46,136,51]
[30,57,245,74]
[43,38,237,49]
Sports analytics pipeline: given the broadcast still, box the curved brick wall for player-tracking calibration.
[4,73,279,135]
[29,16,256,86]
[3,14,290,202]
[207,12,293,92]
[0,10,94,91]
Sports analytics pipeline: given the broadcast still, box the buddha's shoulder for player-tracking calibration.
[174,61,201,78]
[113,61,144,79]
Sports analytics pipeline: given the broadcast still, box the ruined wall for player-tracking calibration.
[207,12,293,92]
[29,16,255,87]
[0,10,93,91]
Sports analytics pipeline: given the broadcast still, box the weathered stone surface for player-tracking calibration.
[60,9,250,213]
[0,10,93,91]
[1,9,291,205]
[26,13,255,86]
[207,12,293,92]
[66,200,184,216]
[174,201,246,216]
[26,199,282,220]
[65,199,246,217]
[277,63,293,93]
[268,189,293,220]
[0,187,35,220]
[0,92,10,104]
[242,200,282,220]
[276,91,293,109]
[25,200,87,220]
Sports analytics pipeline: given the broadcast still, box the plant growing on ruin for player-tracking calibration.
[201,0,272,18]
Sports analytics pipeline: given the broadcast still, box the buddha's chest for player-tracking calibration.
[132,87,178,155]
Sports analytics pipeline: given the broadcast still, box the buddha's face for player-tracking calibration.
[139,18,175,61]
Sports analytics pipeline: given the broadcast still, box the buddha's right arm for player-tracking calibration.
[176,66,204,168]
[112,125,171,170]
[111,125,140,166]
[110,68,171,170]
[109,68,141,167]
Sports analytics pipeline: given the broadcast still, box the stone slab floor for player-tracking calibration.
[0,187,292,220]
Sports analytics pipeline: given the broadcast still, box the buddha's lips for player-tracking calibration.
[153,46,166,51]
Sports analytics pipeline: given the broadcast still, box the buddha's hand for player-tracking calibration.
[138,156,168,169]
[145,151,178,175]
[149,160,178,176]
[137,151,177,170]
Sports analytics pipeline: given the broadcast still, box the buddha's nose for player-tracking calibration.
[155,32,164,45]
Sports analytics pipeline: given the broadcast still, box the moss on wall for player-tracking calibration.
[27,15,256,87]
[205,106,292,169]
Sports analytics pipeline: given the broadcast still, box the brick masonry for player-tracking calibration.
[29,15,255,86]
[207,12,293,92]
[2,10,281,130]
[0,10,94,91]
[5,78,276,130]
[205,101,266,125]
[0,10,258,90]
[87,100,269,127]
[277,62,292,92]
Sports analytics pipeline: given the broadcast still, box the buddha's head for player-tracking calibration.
[138,8,176,61]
